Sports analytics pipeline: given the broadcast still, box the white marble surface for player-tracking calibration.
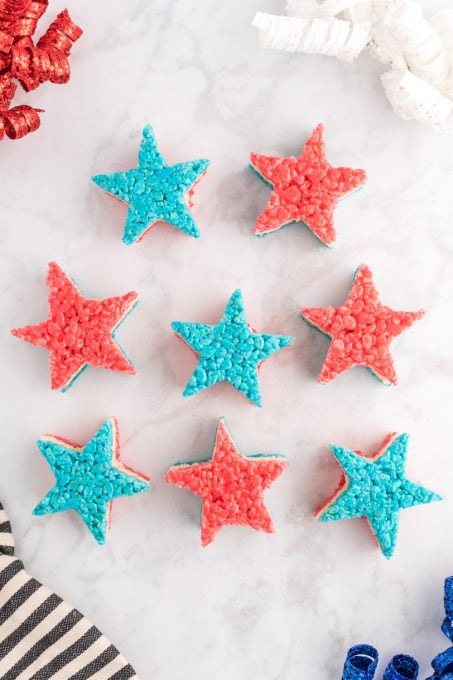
[1,1,453,678]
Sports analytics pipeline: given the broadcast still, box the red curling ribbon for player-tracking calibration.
[0,0,46,42]
[10,36,72,90]
[0,0,82,140]
[0,72,16,108]
[1,103,40,138]
[0,29,13,52]
[38,9,82,52]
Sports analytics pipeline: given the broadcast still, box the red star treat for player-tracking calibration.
[250,124,366,246]
[166,418,288,546]
[300,264,425,385]
[11,262,138,391]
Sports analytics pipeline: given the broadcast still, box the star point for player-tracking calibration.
[11,261,138,391]
[166,418,288,546]
[250,123,366,245]
[316,433,441,558]
[33,418,150,544]
[300,264,425,385]
[172,289,293,406]
[92,124,210,245]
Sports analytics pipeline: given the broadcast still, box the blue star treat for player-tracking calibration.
[33,418,150,544]
[92,124,210,244]
[316,433,441,558]
[172,289,293,407]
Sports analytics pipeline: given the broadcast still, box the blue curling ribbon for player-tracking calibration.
[342,576,453,680]
[428,577,453,679]
[442,577,453,643]
[342,645,379,680]
[383,654,419,680]
[428,647,453,679]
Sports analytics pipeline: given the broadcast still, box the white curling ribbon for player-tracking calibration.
[253,0,453,131]
[342,0,374,24]
[286,0,366,19]
[430,9,453,98]
[381,68,453,130]
[371,0,450,89]
[286,0,325,18]
[252,11,371,61]
[431,10,453,53]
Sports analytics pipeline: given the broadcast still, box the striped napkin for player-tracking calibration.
[0,502,139,679]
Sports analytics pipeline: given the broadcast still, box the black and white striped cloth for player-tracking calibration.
[0,503,140,679]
